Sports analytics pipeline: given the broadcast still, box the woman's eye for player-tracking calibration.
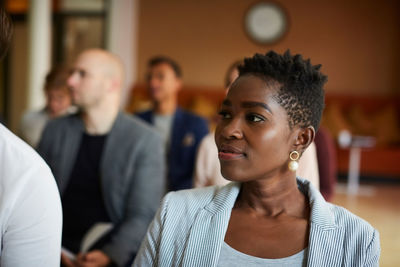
[246,114,264,122]
[218,111,231,119]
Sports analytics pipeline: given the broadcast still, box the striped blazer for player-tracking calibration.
[133,178,380,266]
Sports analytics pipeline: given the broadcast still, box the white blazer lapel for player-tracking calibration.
[300,178,345,266]
[181,208,231,266]
[307,223,345,266]
[181,183,240,267]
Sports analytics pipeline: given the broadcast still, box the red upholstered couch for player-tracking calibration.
[322,94,400,179]
[127,85,400,179]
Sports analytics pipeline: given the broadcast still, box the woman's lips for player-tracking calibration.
[218,151,245,160]
[218,144,246,160]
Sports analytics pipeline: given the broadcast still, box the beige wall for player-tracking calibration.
[137,0,400,95]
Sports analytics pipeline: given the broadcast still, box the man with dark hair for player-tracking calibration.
[0,7,63,266]
[38,49,165,267]
[136,56,208,191]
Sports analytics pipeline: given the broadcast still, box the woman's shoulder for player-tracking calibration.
[302,178,377,239]
[328,202,377,236]
[304,179,379,262]
[325,203,380,263]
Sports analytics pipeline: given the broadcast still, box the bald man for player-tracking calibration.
[38,49,165,267]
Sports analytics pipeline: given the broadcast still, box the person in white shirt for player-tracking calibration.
[0,8,62,266]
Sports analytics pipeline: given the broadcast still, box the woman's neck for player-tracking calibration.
[236,175,309,218]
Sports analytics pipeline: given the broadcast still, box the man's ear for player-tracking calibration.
[292,126,315,154]
[106,77,121,93]
[111,79,121,92]
[175,77,183,92]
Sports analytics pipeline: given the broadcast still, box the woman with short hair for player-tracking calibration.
[134,50,380,267]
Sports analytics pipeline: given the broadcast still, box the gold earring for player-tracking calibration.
[288,151,300,172]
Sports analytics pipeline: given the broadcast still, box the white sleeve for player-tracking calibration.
[0,126,62,267]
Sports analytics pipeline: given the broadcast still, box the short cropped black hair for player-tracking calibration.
[238,50,327,130]
[148,56,182,78]
[0,8,13,60]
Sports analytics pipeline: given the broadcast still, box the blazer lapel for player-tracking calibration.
[59,115,84,194]
[170,108,182,153]
[180,179,344,267]
[307,224,345,266]
[181,183,240,267]
[300,178,345,266]
[100,112,125,220]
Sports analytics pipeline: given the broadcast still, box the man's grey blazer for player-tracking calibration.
[38,112,165,266]
[134,178,380,267]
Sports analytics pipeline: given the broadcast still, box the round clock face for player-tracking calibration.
[244,2,287,44]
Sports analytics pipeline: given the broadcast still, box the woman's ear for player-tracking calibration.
[293,126,315,153]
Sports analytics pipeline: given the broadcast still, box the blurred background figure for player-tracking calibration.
[19,66,74,147]
[38,49,165,267]
[136,56,208,191]
[194,61,320,189]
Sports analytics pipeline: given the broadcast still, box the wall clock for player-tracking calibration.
[244,2,288,44]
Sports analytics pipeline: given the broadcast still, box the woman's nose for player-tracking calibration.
[219,117,243,140]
